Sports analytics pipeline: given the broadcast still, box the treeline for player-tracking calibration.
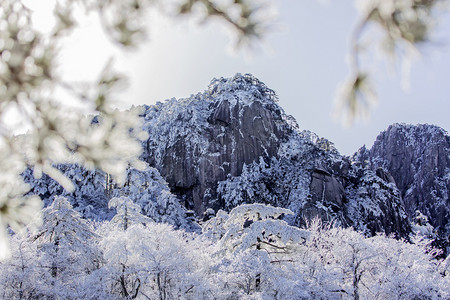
[1,198,448,299]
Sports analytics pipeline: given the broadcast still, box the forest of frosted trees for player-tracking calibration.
[0,196,449,299]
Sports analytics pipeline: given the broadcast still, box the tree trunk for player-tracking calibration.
[120,265,129,298]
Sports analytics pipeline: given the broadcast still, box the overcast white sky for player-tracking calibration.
[28,1,450,155]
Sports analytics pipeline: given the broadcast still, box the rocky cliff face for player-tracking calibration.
[138,74,413,239]
[355,124,450,237]
[140,74,294,215]
[344,166,411,238]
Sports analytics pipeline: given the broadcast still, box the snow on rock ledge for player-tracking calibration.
[140,74,294,215]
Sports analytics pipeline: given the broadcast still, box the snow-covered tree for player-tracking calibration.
[365,235,449,299]
[29,196,101,298]
[345,167,410,237]
[0,200,447,299]
[300,220,450,300]
[26,163,200,229]
[217,158,275,210]
[108,196,152,230]
[98,222,208,299]
[112,167,199,231]
[24,164,110,219]
[204,203,310,297]
[212,204,310,254]
[0,235,45,299]
[412,210,436,238]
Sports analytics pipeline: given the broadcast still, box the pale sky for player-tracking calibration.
[27,1,450,155]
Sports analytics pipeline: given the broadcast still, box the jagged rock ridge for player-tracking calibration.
[139,74,412,238]
[355,123,450,239]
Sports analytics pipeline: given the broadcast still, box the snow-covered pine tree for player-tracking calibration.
[24,164,110,220]
[108,196,152,230]
[30,196,101,298]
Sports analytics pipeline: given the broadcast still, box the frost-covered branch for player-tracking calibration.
[0,0,273,258]
[336,0,446,124]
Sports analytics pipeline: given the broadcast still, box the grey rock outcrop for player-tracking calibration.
[355,124,450,235]
[300,158,410,238]
[305,168,347,224]
[310,168,346,209]
[141,74,293,215]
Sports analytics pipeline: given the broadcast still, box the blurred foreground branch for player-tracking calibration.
[336,0,445,124]
[0,0,273,258]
